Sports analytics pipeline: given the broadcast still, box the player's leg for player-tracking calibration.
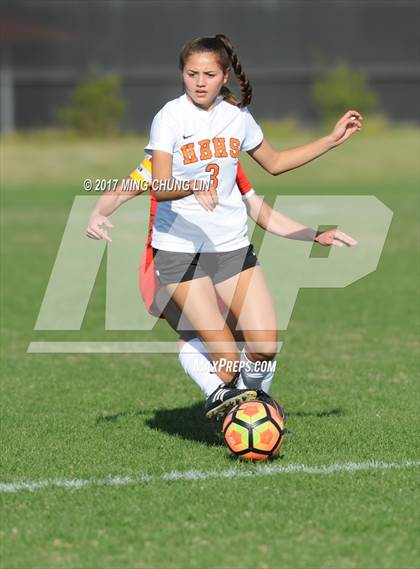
[165,275,239,382]
[151,247,238,379]
[153,247,257,418]
[177,336,224,397]
[167,246,278,397]
[150,275,247,401]
[216,264,278,355]
[176,309,245,399]
[166,277,258,418]
[215,256,278,394]
[150,286,222,397]
[140,244,227,395]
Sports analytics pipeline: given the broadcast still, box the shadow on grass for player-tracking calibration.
[96,405,343,448]
[146,402,224,447]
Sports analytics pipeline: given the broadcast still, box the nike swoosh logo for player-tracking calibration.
[183,134,193,139]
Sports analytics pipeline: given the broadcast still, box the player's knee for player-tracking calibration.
[252,351,276,362]
[245,336,277,362]
[247,344,277,362]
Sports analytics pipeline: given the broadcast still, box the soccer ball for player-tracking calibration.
[222,400,286,461]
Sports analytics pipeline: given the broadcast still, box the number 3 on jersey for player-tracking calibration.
[205,163,220,191]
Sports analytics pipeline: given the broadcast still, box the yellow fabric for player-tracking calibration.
[129,157,152,185]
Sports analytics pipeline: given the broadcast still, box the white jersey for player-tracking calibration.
[145,93,263,253]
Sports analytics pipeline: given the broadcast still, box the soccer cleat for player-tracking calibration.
[256,390,287,424]
[205,386,258,420]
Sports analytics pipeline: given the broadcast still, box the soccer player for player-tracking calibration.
[87,157,357,417]
[144,34,362,417]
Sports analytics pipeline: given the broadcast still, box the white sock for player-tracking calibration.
[239,349,276,393]
[178,338,224,397]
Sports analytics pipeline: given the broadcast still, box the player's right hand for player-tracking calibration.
[191,180,218,212]
[86,213,113,243]
[315,228,358,248]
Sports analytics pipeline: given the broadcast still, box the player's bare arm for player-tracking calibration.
[245,193,358,247]
[86,177,144,243]
[248,110,363,175]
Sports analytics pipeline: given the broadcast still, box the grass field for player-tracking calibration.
[1,127,419,568]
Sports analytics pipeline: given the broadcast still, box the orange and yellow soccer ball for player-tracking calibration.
[222,400,286,461]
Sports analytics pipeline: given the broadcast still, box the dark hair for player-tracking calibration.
[179,34,252,108]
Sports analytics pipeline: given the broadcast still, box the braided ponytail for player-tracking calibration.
[216,34,252,108]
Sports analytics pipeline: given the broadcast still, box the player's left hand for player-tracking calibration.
[315,229,358,248]
[327,110,363,147]
[191,179,218,211]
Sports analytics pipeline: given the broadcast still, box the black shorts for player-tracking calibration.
[152,244,260,286]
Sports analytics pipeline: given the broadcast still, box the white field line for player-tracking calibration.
[1,459,418,494]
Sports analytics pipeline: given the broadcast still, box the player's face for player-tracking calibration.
[182,52,228,110]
